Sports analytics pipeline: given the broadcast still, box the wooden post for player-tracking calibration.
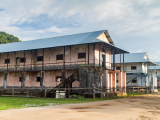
[123,53,125,72]
[113,50,115,71]
[64,87,66,99]
[88,44,89,65]
[12,88,14,98]
[145,81,147,94]
[120,53,121,72]
[7,53,9,72]
[42,49,44,70]
[112,87,114,99]
[27,89,29,99]
[45,88,47,100]
[93,87,95,101]
[99,42,100,67]
[63,47,65,70]
[127,88,129,97]
[133,87,134,96]
[150,81,151,93]
[23,51,25,71]
[93,43,95,67]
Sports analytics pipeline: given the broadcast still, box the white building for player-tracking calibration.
[149,62,160,89]
[113,52,158,92]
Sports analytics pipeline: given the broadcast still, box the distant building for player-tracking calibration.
[149,62,160,88]
[113,52,158,92]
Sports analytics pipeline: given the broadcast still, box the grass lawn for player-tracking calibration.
[0,92,153,111]
[0,96,118,110]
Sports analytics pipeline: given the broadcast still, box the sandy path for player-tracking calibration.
[0,93,160,120]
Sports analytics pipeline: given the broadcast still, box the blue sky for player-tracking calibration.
[0,0,160,62]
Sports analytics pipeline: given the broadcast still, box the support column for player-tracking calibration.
[99,42,100,67]
[123,53,125,72]
[88,44,89,65]
[102,70,108,89]
[42,49,44,70]
[111,74,113,90]
[93,43,95,66]
[40,71,44,87]
[113,50,115,71]
[3,72,8,89]
[114,73,116,91]
[21,72,26,88]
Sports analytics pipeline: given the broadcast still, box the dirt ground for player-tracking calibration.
[0,93,160,120]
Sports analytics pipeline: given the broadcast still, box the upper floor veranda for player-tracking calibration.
[0,30,128,72]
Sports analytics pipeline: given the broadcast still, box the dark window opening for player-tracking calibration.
[5,59,10,64]
[102,47,105,52]
[19,77,22,82]
[116,67,120,70]
[132,80,137,83]
[36,77,40,82]
[56,76,62,82]
[102,54,105,67]
[37,56,43,61]
[56,54,63,60]
[20,58,26,63]
[131,66,136,70]
[78,52,86,59]
[116,80,118,83]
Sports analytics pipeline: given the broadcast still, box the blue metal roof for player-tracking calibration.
[0,30,128,54]
[149,62,160,69]
[113,52,157,66]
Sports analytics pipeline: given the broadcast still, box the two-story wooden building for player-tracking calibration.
[0,30,128,92]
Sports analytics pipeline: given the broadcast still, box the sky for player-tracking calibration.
[0,0,160,62]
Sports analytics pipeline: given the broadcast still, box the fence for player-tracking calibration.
[0,86,154,101]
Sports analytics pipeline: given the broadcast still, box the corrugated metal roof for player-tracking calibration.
[0,30,128,54]
[149,62,160,69]
[112,52,157,66]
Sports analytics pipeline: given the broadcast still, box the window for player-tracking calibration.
[36,77,40,82]
[56,54,63,60]
[116,67,120,70]
[20,58,26,63]
[132,80,137,83]
[116,80,118,83]
[102,47,105,52]
[131,66,136,70]
[19,77,22,82]
[37,56,43,61]
[78,52,86,59]
[56,76,62,82]
[5,59,10,64]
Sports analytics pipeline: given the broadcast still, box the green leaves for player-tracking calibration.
[0,32,21,44]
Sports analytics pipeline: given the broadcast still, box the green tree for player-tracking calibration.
[0,32,21,44]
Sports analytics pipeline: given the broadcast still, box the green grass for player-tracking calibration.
[0,96,118,111]
[0,92,155,111]
[158,90,160,92]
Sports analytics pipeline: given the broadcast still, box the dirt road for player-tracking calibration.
[0,93,160,120]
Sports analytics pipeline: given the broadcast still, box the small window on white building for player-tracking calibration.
[132,80,137,83]
[116,80,118,83]
[131,66,136,70]
[116,67,120,70]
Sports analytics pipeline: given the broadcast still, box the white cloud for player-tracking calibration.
[0,0,160,61]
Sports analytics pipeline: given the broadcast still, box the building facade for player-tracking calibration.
[0,30,128,92]
[114,52,158,91]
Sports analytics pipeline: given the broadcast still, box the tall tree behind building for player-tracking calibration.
[0,32,21,44]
